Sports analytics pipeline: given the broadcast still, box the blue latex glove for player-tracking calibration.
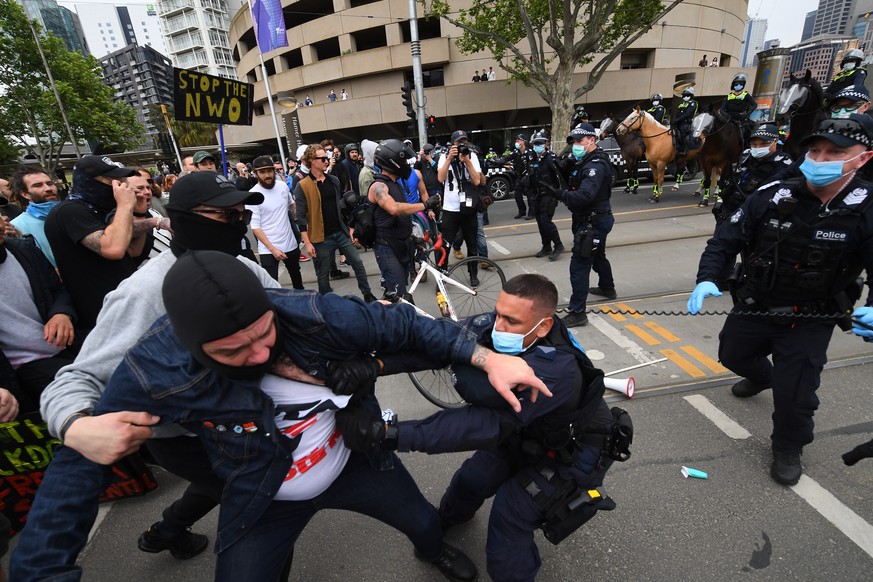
[852,306,873,339]
[687,281,722,315]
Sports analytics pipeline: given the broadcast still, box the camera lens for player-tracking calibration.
[459,146,471,156]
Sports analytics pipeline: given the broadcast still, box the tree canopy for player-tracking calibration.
[424,0,684,139]
[0,0,143,173]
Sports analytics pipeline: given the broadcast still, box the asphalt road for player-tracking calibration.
[5,179,873,581]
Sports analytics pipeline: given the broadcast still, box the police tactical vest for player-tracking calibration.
[742,185,872,308]
[372,174,413,240]
[725,152,791,208]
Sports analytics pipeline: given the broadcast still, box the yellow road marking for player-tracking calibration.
[615,302,645,319]
[680,345,728,373]
[626,324,661,346]
[661,348,706,378]
[644,321,680,342]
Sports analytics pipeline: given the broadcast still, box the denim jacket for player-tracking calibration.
[95,288,477,552]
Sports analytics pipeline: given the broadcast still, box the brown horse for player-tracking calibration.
[616,107,701,202]
[600,116,644,193]
[690,107,744,207]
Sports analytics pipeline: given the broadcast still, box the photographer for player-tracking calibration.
[437,130,483,286]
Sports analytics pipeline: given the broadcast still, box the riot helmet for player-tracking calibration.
[651,93,663,103]
[842,48,864,70]
[731,74,747,91]
[374,138,414,179]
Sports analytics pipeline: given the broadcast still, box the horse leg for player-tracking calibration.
[631,162,639,194]
[698,169,711,207]
[672,160,685,191]
[650,164,664,203]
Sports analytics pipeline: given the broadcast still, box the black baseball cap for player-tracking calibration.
[422,143,434,153]
[167,172,264,210]
[750,124,780,141]
[252,156,275,170]
[451,130,468,143]
[74,155,138,179]
[801,114,873,149]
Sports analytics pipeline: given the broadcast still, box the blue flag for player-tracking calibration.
[250,0,288,54]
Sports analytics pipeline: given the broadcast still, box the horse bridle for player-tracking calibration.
[619,110,672,138]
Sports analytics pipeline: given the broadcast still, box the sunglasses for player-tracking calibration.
[189,208,253,224]
[315,156,331,163]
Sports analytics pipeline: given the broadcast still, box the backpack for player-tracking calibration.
[351,200,376,248]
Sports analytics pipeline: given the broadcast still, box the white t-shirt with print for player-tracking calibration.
[437,152,481,212]
[247,181,298,254]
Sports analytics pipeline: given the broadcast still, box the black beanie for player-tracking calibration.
[162,250,278,377]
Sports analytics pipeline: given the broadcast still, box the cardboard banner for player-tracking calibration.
[173,67,254,126]
[0,412,159,535]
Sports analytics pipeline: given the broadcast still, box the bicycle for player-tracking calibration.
[389,231,506,408]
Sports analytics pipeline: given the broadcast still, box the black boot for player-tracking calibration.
[414,543,478,582]
[771,449,802,486]
[534,246,551,258]
[731,378,770,398]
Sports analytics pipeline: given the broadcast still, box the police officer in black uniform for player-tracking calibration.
[528,130,565,261]
[720,74,758,148]
[368,139,441,300]
[543,124,616,328]
[571,105,590,128]
[825,49,867,105]
[332,274,624,582]
[688,114,873,486]
[494,134,534,219]
[712,124,793,220]
[647,93,666,124]
[674,87,698,156]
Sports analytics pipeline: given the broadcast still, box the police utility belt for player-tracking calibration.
[572,211,609,258]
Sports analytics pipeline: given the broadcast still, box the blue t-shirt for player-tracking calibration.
[11,212,55,267]
[399,170,420,203]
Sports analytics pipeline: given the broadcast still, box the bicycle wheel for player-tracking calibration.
[409,368,466,409]
[445,257,506,320]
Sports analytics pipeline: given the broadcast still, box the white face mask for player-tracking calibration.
[750,146,771,159]
[683,96,691,102]
[652,100,660,106]
[844,62,857,71]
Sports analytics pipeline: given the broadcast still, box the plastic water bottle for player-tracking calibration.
[436,291,451,317]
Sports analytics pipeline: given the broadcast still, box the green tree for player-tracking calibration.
[0,0,143,174]
[424,0,684,140]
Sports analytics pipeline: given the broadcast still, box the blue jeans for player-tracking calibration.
[216,451,442,581]
[313,231,371,295]
[568,213,615,313]
[374,241,411,298]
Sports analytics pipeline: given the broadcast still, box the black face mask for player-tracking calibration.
[67,169,116,215]
[168,209,247,257]
[0,244,7,264]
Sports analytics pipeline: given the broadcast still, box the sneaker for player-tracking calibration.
[414,543,478,582]
[513,213,526,219]
[363,292,378,303]
[548,245,564,261]
[731,379,769,398]
[589,286,617,299]
[480,261,493,270]
[470,276,480,288]
[453,249,464,260]
[137,523,208,560]
[299,253,311,262]
[771,449,802,486]
[562,311,588,328]
[534,246,551,258]
[330,270,350,280]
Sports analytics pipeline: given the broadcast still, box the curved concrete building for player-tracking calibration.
[225,0,752,149]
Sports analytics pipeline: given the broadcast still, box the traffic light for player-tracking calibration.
[401,83,416,128]
[428,115,436,130]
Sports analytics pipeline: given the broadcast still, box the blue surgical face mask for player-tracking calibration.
[491,318,546,355]
[844,62,857,71]
[733,84,744,91]
[800,151,866,187]
[572,145,587,159]
[750,146,771,159]
[533,145,545,154]
[683,96,691,102]
[515,142,521,150]
[25,200,60,220]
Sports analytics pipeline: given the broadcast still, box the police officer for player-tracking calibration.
[333,274,622,582]
[571,105,590,128]
[494,134,534,219]
[528,130,565,261]
[674,87,698,156]
[711,124,793,218]
[687,114,873,486]
[543,124,616,327]
[647,93,666,124]
[825,48,867,104]
[828,85,871,119]
[720,74,757,148]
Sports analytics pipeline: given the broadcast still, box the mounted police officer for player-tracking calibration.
[571,105,590,128]
[543,124,616,328]
[825,48,867,105]
[528,130,565,261]
[674,87,698,156]
[719,74,757,148]
[711,124,793,218]
[333,274,628,582]
[688,114,873,486]
[647,93,666,124]
[494,133,534,220]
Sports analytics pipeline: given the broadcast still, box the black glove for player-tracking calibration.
[325,358,381,398]
[842,439,873,466]
[335,405,386,453]
[423,194,441,211]
[540,182,564,201]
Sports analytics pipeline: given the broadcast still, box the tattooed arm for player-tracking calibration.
[79,180,137,260]
[469,345,551,410]
[367,180,427,216]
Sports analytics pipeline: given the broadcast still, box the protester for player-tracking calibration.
[9,166,60,266]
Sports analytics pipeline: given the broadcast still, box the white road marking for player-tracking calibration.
[87,503,113,543]
[586,349,606,361]
[588,313,658,364]
[686,396,873,560]
[682,394,752,439]
[792,476,873,560]
[488,240,511,255]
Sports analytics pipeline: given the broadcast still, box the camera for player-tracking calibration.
[458,145,471,156]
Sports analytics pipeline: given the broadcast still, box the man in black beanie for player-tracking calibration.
[14,173,280,580]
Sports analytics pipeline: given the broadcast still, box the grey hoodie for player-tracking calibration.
[358,139,379,195]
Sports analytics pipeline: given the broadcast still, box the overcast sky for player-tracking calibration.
[61,0,821,48]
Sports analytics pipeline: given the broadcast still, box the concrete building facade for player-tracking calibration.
[224,0,752,149]
[157,0,237,79]
[68,3,168,59]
